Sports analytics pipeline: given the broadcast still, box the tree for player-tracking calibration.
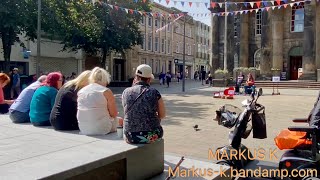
[54,0,151,68]
[0,0,38,72]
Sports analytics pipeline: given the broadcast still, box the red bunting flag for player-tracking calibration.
[256,1,261,8]
[143,0,146,2]
[143,12,147,16]
[284,4,288,8]
[166,0,170,5]
[129,9,134,14]
[189,2,192,7]
[211,2,216,8]
[266,7,270,11]
[276,0,281,5]
[250,9,254,12]
[114,6,119,10]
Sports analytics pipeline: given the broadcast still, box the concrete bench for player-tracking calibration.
[0,115,164,180]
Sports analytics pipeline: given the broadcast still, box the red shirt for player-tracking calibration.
[0,86,4,104]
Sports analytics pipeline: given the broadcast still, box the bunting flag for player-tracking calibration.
[218,3,223,8]
[211,2,216,8]
[181,1,184,6]
[165,0,170,5]
[250,2,255,8]
[204,2,208,7]
[173,1,177,5]
[189,2,192,7]
[256,1,261,8]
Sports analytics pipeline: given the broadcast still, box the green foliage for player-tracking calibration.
[0,0,38,71]
[214,68,229,74]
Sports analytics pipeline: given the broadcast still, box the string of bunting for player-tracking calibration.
[147,0,314,8]
[101,0,307,17]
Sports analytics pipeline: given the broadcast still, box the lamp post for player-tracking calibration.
[182,12,187,92]
[36,0,41,77]
[223,1,227,71]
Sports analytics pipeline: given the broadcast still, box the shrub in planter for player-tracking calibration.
[214,69,229,79]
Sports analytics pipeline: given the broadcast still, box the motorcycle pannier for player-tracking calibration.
[274,129,312,150]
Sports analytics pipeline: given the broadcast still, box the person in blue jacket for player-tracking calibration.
[29,72,63,126]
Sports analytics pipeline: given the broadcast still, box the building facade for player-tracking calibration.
[194,20,211,73]
[105,3,196,81]
[210,1,320,80]
[0,35,84,77]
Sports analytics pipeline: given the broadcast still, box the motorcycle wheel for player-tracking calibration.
[216,160,236,180]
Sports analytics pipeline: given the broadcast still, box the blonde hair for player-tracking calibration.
[63,70,91,90]
[88,67,111,86]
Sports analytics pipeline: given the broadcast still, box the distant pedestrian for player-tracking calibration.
[166,72,172,87]
[177,72,181,83]
[11,68,21,99]
[201,69,206,85]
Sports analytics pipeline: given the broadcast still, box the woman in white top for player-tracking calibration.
[77,67,118,135]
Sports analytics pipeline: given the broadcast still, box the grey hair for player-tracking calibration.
[37,75,47,83]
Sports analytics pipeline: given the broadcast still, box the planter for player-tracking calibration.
[214,73,229,79]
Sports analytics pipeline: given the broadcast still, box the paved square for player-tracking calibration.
[112,80,318,163]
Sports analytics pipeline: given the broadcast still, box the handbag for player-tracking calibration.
[124,88,148,115]
[252,109,267,139]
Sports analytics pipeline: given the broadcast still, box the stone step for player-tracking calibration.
[150,154,231,180]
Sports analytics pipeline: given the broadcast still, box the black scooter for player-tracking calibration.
[214,88,265,170]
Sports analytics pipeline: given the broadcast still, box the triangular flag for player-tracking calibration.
[243,2,248,7]
[149,12,153,16]
[283,0,288,3]
[250,2,254,8]
[211,2,216,8]
[134,0,138,2]
[276,0,281,5]
[240,10,244,14]
[143,0,147,2]
[266,7,270,11]
[166,0,170,5]
[263,2,268,6]
[173,1,177,5]
[204,2,208,7]
[143,12,147,16]
[114,6,119,10]
[256,2,261,8]
[212,13,216,17]
[181,1,184,6]
[196,2,200,7]
[158,0,161,3]
[250,9,254,12]
[189,2,192,7]
[235,11,238,15]
[271,1,274,5]
[218,3,223,7]
[255,9,259,13]
[284,4,288,8]
[138,11,143,15]
[272,6,276,9]
[225,12,229,16]
[245,10,249,14]
[129,9,134,14]
[278,5,282,9]
[261,7,265,11]
[290,3,294,7]
[108,4,113,9]
[125,8,129,13]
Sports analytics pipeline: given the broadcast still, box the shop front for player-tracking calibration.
[174,59,193,79]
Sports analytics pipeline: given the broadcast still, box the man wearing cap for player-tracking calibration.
[11,68,21,99]
[122,64,166,144]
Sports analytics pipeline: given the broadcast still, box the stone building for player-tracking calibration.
[210,0,320,80]
[194,20,211,73]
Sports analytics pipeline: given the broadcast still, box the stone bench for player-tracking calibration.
[0,115,164,180]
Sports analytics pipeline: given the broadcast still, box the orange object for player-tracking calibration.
[274,129,312,150]
[118,117,124,127]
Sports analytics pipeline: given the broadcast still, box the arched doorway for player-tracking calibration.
[289,46,302,80]
[254,49,261,70]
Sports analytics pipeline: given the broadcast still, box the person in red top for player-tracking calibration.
[0,73,14,114]
[244,73,255,95]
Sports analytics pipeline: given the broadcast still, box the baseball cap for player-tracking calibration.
[135,64,154,79]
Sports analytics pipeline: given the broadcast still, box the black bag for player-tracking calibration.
[252,109,267,139]
[0,104,9,114]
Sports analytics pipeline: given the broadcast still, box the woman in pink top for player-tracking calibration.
[0,73,14,114]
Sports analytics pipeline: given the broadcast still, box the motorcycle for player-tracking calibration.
[214,88,266,170]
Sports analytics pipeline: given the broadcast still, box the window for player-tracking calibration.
[167,18,171,32]
[167,40,171,53]
[155,60,159,73]
[255,10,262,35]
[188,44,191,55]
[148,16,152,27]
[141,16,145,25]
[155,18,158,27]
[254,49,261,70]
[234,15,238,37]
[188,28,192,37]
[141,58,147,64]
[176,42,179,53]
[141,34,145,50]
[291,3,304,32]
[161,39,165,53]
[161,18,165,28]
[155,37,159,52]
[148,35,152,50]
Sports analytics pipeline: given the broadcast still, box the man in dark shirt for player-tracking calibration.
[201,69,206,85]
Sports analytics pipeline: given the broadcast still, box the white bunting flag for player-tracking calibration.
[173,1,177,5]
[218,3,223,8]
[240,10,244,14]
[255,9,259,13]
[250,2,254,8]
[125,8,129,13]
[272,6,276,10]
[108,4,113,9]
[271,1,274,5]
[290,2,294,7]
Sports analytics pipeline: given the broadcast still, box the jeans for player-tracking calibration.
[0,104,9,114]
[32,120,51,126]
[244,85,256,95]
[9,110,30,123]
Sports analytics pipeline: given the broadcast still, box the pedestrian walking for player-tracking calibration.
[166,72,172,88]
[11,68,21,99]
[201,69,206,85]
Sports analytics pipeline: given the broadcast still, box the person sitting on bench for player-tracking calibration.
[235,72,245,94]
[244,73,255,95]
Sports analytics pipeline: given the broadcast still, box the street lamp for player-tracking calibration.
[36,0,41,77]
[182,12,187,92]
[223,1,227,71]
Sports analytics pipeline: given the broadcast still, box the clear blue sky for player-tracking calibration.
[154,0,212,26]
